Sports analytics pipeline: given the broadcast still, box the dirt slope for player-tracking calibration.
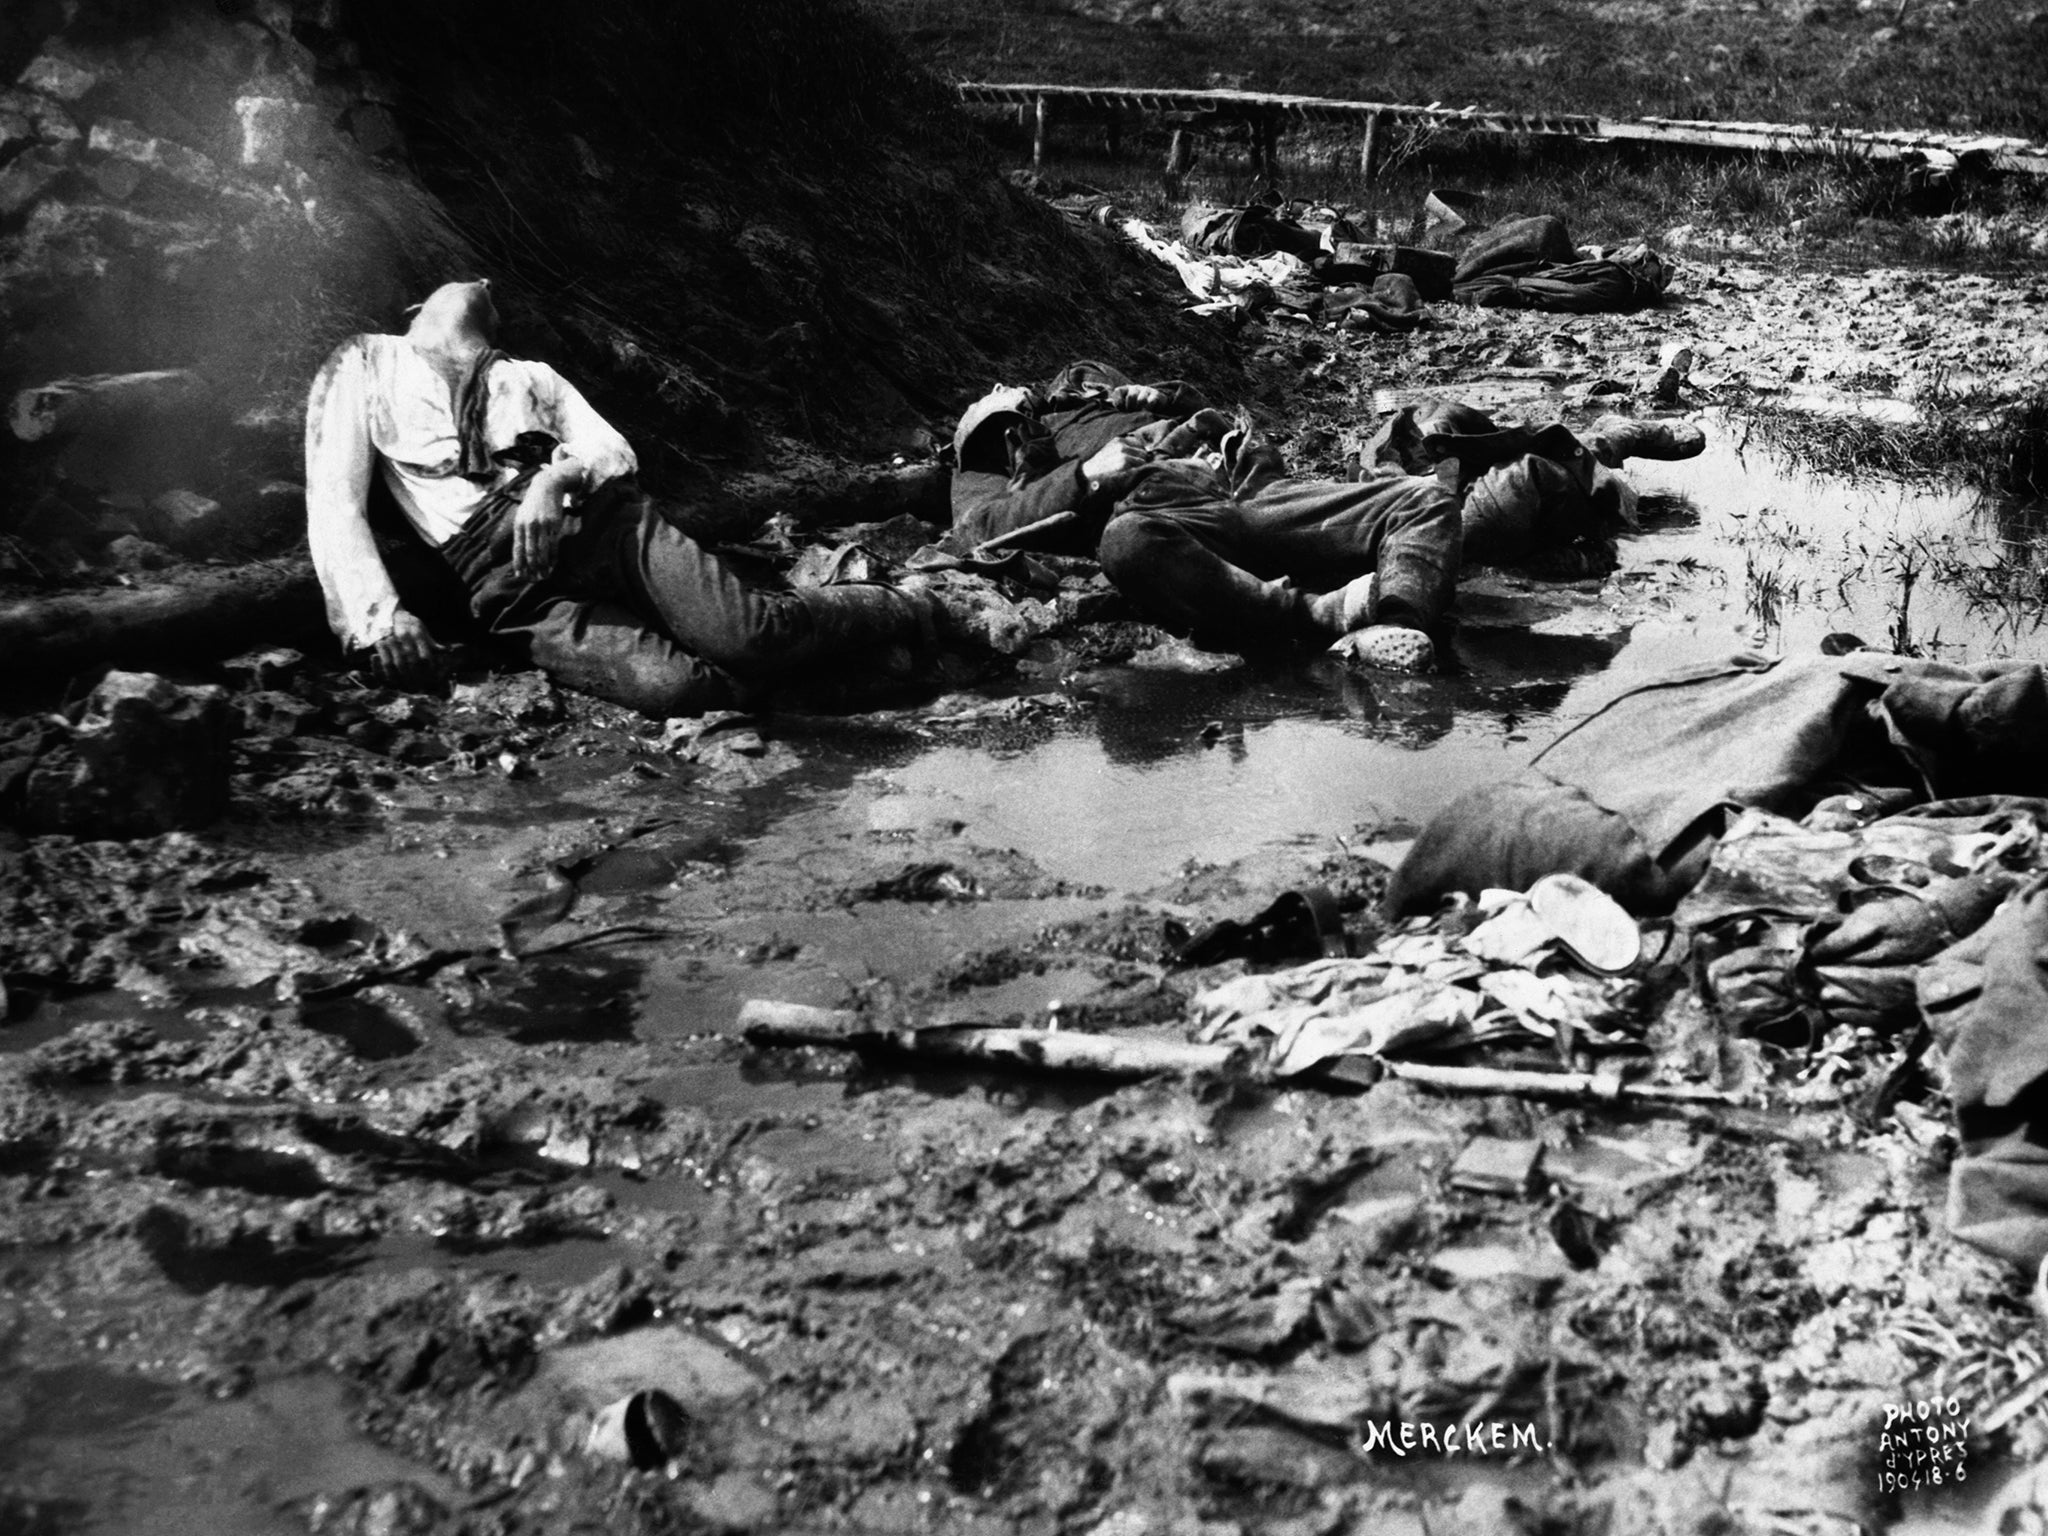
[0,0,1237,562]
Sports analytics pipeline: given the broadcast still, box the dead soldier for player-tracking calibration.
[949,361,1703,671]
[950,360,1457,672]
[306,279,939,715]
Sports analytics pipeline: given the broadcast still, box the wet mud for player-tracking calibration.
[4,428,2046,1535]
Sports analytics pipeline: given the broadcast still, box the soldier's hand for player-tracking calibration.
[1080,436,1149,495]
[512,470,571,581]
[372,607,443,686]
[1152,407,1233,459]
[1107,384,1170,414]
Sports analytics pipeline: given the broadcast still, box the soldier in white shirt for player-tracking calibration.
[305,279,934,715]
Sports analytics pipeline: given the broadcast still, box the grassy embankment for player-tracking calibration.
[871,0,2048,499]
[869,0,2048,262]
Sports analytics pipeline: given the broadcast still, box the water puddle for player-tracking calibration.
[1621,419,2038,669]
[352,1229,623,1289]
[1,1368,460,1534]
[453,951,646,1044]
[813,425,2039,895]
[0,991,205,1056]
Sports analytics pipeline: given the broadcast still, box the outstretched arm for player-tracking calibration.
[305,338,439,678]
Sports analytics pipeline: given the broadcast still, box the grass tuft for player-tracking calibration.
[1744,386,2048,499]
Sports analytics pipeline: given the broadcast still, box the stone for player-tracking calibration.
[86,119,223,192]
[1448,1136,1545,1197]
[150,488,226,549]
[17,52,99,102]
[221,649,306,692]
[104,534,174,573]
[20,672,235,838]
[233,96,326,167]
[0,143,75,218]
[237,690,322,739]
[0,88,82,147]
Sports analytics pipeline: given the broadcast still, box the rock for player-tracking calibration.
[150,488,226,550]
[1448,1136,1545,1197]
[458,671,561,725]
[0,143,75,217]
[20,671,235,838]
[104,534,175,573]
[233,96,328,167]
[221,648,307,691]
[17,51,99,102]
[0,88,82,148]
[85,119,225,193]
[238,690,323,739]
[1126,637,1245,673]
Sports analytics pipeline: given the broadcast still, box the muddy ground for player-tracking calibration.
[6,211,2048,1536]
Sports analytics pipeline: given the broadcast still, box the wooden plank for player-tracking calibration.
[957,81,2048,177]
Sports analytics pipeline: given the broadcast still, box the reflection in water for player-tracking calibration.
[1625,418,2041,663]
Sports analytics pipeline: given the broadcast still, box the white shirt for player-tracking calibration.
[304,332,637,649]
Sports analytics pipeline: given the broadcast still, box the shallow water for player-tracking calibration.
[2,1369,462,1534]
[864,423,2037,891]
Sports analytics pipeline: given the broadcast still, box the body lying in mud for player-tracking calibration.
[305,280,943,718]
[949,358,1704,676]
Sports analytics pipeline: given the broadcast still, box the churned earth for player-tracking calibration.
[7,251,2048,1533]
[8,10,2048,1526]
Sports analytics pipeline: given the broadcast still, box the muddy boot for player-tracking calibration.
[1584,415,1705,469]
[1329,623,1435,674]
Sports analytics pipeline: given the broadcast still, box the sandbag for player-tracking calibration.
[1389,652,2048,916]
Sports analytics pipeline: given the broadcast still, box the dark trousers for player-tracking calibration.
[439,480,825,717]
[1095,462,1461,651]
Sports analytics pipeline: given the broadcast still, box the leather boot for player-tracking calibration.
[1584,415,1705,469]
